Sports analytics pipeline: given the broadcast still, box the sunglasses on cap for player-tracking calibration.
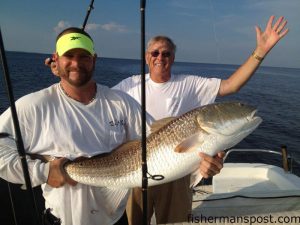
[149,50,172,58]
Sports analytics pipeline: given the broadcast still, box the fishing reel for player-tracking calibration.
[0,132,13,139]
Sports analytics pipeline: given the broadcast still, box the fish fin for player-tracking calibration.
[100,188,130,213]
[174,142,198,153]
[190,170,203,188]
[114,140,140,152]
[106,186,127,190]
[150,117,176,133]
[174,133,204,153]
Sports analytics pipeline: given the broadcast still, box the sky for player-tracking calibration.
[0,0,299,68]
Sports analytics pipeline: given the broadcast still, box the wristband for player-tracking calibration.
[251,51,264,62]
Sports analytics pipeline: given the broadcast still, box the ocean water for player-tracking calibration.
[0,51,300,224]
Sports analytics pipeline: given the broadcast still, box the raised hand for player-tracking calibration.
[255,15,289,57]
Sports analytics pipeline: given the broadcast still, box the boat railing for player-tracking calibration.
[224,146,293,173]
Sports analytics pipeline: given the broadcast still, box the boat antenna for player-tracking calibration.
[209,0,221,64]
[82,0,95,30]
[140,0,148,224]
[0,28,42,224]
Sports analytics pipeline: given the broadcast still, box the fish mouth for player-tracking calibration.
[244,109,263,133]
[247,109,263,125]
[247,109,258,120]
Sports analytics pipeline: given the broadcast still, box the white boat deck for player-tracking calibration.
[213,163,300,193]
[157,163,300,225]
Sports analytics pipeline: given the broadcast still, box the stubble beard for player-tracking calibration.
[58,67,94,87]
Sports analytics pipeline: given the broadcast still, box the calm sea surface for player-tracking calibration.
[0,51,299,224]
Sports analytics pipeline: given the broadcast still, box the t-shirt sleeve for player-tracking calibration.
[193,76,221,105]
[0,103,49,187]
[112,77,133,92]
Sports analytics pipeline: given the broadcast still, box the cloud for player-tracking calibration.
[101,22,127,32]
[54,20,71,34]
[53,21,127,34]
[84,23,101,30]
[86,22,128,33]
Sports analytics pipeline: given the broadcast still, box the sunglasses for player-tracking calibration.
[149,50,172,58]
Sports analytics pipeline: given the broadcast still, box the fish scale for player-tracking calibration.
[64,102,262,188]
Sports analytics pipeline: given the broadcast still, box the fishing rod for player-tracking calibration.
[82,0,95,30]
[0,28,42,225]
[140,1,148,225]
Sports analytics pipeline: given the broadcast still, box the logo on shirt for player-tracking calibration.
[109,119,126,127]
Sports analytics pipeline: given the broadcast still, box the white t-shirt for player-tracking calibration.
[113,73,221,119]
[0,83,150,225]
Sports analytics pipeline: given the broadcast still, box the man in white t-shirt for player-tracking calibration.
[113,15,289,225]
[0,27,151,225]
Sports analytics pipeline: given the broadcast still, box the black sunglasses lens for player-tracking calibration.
[162,52,171,57]
[151,51,160,57]
[150,51,171,58]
